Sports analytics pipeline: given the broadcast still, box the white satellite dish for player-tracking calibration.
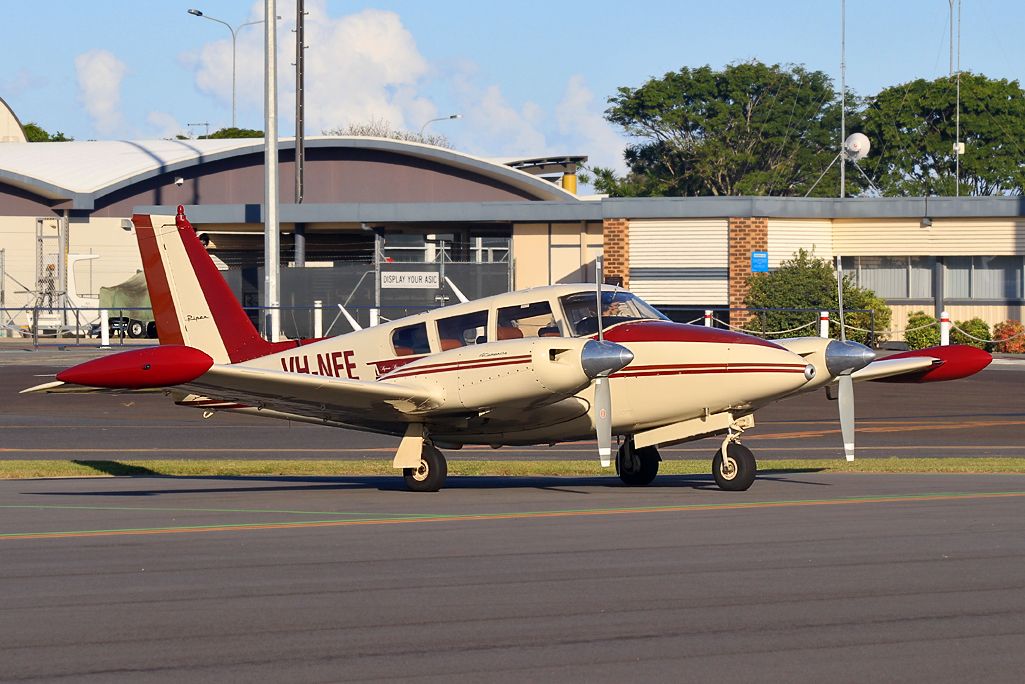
[844,132,870,160]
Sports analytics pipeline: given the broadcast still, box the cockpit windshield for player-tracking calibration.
[560,290,668,336]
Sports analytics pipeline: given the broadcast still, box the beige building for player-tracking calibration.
[0,135,1022,340]
[598,198,1025,333]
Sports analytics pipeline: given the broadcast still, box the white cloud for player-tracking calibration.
[182,1,435,134]
[449,67,548,157]
[177,2,623,170]
[146,111,183,139]
[555,75,627,174]
[1,68,36,97]
[74,49,128,137]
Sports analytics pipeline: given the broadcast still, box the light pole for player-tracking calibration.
[187,8,270,129]
[418,114,461,138]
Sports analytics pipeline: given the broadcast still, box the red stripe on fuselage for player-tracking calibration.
[383,357,532,380]
[614,365,806,378]
[132,214,185,346]
[378,354,532,379]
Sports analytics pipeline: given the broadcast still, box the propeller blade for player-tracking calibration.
[838,374,855,462]
[594,375,612,467]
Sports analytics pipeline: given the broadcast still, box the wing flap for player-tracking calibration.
[182,364,442,418]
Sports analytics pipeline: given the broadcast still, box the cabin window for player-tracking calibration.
[560,291,667,336]
[437,310,489,350]
[392,323,430,356]
[497,301,560,338]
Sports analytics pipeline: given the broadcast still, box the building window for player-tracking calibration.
[383,234,428,263]
[944,256,1023,300]
[842,256,935,300]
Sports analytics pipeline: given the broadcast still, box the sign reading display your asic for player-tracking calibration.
[380,272,441,289]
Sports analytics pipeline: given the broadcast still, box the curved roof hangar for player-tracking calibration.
[0,136,580,216]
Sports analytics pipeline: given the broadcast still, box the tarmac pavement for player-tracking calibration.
[0,472,1023,682]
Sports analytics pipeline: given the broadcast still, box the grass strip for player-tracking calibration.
[0,458,1023,480]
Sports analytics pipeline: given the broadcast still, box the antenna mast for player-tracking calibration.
[839,0,846,198]
[955,0,961,196]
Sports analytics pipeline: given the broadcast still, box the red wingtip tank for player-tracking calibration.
[56,346,214,389]
[872,344,992,383]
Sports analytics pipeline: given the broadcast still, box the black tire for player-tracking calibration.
[146,321,158,338]
[712,442,757,491]
[127,320,145,338]
[617,442,660,486]
[403,443,447,492]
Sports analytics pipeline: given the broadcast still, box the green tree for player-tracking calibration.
[22,122,72,142]
[595,61,857,197]
[862,73,1025,195]
[744,249,891,345]
[199,127,265,139]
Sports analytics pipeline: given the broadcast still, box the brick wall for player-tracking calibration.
[602,218,629,288]
[728,217,768,326]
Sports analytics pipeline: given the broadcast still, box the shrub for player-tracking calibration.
[951,317,990,350]
[744,249,891,346]
[904,311,940,349]
[992,320,1025,354]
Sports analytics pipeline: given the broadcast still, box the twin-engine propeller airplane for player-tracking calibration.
[25,206,992,492]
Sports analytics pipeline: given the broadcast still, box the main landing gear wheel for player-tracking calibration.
[712,442,756,491]
[616,441,660,486]
[403,443,447,492]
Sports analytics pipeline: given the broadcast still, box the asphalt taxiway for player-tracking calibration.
[3,349,1025,460]
[1,472,1023,682]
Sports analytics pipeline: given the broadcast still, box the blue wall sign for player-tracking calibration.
[750,250,769,272]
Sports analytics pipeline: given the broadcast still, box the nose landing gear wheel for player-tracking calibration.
[712,442,756,491]
[403,443,447,492]
[616,441,660,486]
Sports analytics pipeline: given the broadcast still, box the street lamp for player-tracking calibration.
[418,113,462,138]
[187,8,275,129]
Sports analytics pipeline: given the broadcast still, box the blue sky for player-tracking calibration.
[2,1,1023,173]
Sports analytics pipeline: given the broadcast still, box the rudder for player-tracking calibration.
[132,205,280,364]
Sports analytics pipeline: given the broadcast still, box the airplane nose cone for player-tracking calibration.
[825,340,876,376]
[581,339,634,379]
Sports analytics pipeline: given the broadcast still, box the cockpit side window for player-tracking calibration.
[497,301,561,338]
[392,323,430,356]
[560,291,667,336]
[437,310,489,350]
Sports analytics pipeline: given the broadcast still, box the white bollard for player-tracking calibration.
[704,310,713,327]
[369,308,379,327]
[820,311,830,338]
[940,310,950,346]
[313,300,323,338]
[99,310,110,348]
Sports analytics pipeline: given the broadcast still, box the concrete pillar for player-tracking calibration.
[293,223,306,267]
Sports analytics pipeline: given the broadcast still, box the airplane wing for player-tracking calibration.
[851,356,936,382]
[180,364,442,418]
[852,345,991,384]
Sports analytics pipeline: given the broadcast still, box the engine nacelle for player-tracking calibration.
[381,337,613,412]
